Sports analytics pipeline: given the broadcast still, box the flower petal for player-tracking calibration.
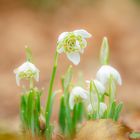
[69,94,75,110]
[96,65,122,86]
[16,74,20,86]
[71,86,88,98]
[82,38,87,47]
[67,53,80,65]
[58,32,68,42]
[74,29,92,38]
[99,102,107,116]
[74,40,81,50]
[93,80,105,95]
[69,86,88,110]
[35,71,40,82]
[87,104,93,113]
[86,80,105,95]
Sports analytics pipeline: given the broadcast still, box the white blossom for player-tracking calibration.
[14,61,39,86]
[69,86,88,110]
[99,102,107,116]
[57,29,91,65]
[96,65,122,86]
[86,79,105,95]
[87,102,107,116]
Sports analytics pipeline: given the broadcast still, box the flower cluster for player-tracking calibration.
[69,64,122,118]
[14,30,123,140]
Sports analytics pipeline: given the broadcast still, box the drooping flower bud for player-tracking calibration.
[14,61,39,86]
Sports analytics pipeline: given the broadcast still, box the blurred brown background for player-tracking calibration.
[0,0,140,132]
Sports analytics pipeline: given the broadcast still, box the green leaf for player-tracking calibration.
[27,90,35,135]
[108,101,116,118]
[25,46,33,62]
[45,91,57,139]
[100,37,109,65]
[92,112,97,119]
[46,92,57,126]
[72,103,84,134]
[20,94,27,126]
[64,65,73,89]
[63,89,72,137]
[76,102,84,122]
[61,76,65,89]
[60,66,73,138]
[34,91,41,135]
[46,124,54,140]
[113,102,123,121]
[102,110,107,118]
[89,80,101,119]
[129,132,140,139]
[107,76,116,118]
[59,95,66,133]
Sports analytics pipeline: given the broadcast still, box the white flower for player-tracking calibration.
[87,102,107,116]
[14,61,39,86]
[86,80,105,95]
[96,65,122,86]
[69,86,88,110]
[99,102,107,116]
[87,103,93,113]
[57,29,91,65]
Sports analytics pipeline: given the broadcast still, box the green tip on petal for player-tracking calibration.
[100,37,110,65]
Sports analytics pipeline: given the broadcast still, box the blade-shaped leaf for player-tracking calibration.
[109,101,116,118]
[113,102,123,121]
[46,92,57,126]
[20,94,27,126]
[64,65,73,89]
[27,90,35,135]
[72,102,84,134]
[34,91,41,135]
[59,95,66,133]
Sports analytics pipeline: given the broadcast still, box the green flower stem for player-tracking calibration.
[107,76,116,118]
[45,51,59,139]
[90,81,100,119]
[89,82,95,116]
[92,81,100,118]
[30,78,34,89]
[64,88,73,138]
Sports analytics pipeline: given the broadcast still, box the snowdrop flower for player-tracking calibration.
[57,29,91,65]
[99,102,107,116]
[96,65,122,86]
[87,102,107,116]
[14,61,39,86]
[69,86,88,110]
[86,80,105,95]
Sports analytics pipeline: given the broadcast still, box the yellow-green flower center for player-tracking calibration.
[57,32,86,53]
[19,70,36,80]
